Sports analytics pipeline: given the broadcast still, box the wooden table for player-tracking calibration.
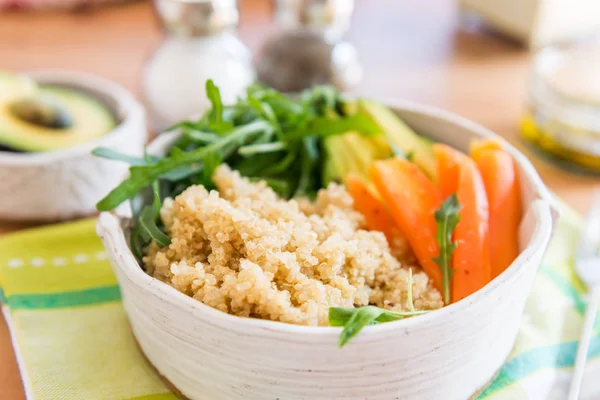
[1,1,599,398]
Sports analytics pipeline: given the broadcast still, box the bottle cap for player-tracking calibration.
[275,0,355,42]
[154,0,239,37]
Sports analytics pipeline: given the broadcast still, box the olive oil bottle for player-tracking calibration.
[522,39,600,174]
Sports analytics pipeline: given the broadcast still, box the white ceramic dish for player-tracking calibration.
[0,69,146,221]
[97,100,557,400]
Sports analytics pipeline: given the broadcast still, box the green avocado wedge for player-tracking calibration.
[358,99,437,180]
[0,74,116,152]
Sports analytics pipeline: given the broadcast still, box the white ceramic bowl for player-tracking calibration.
[0,69,146,221]
[97,100,557,400]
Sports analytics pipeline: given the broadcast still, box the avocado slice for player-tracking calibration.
[322,131,393,185]
[0,83,116,152]
[359,99,436,180]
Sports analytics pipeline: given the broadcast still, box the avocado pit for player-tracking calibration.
[9,96,73,130]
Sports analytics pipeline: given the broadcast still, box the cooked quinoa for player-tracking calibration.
[144,165,443,326]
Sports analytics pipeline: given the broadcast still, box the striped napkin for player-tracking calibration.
[0,219,176,400]
[0,206,599,400]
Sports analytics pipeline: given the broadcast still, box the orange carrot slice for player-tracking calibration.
[470,137,503,156]
[369,158,443,293]
[471,145,521,278]
[347,174,399,243]
[452,157,492,302]
[433,144,462,200]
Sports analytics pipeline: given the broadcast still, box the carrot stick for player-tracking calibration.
[471,144,521,278]
[346,174,399,243]
[433,144,462,200]
[369,159,443,293]
[470,137,503,155]
[452,157,492,302]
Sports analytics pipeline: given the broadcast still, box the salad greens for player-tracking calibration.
[329,306,429,348]
[329,269,429,348]
[433,194,462,305]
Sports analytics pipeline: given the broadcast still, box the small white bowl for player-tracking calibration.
[0,69,146,221]
[97,101,557,400]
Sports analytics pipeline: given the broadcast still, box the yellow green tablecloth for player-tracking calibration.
[0,205,598,400]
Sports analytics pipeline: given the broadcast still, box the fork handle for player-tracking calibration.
[568,284,600,400]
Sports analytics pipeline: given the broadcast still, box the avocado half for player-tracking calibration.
[0,73,117,152]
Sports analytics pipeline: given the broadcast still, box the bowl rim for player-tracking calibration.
[98,97,557,338]
[0,69,143,166]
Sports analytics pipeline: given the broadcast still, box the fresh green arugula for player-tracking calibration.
[206,79,233,133]
[433,194,462,305]
[138,181,171,247]
[91,147,149,166]
[329,307,429,348]
[328,269,428,348]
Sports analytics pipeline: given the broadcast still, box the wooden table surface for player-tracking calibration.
[1,1,599,398]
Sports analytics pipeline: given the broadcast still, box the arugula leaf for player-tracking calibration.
[138,181,171,247]
[238,142,287,156]
[331,306,386,347]
[234,153,283,177]
[261,146,299,176]
[329,306,429,347]
[92,147,149,165]
[433,194,462,305]
[303,85,339,115]
[294,137,319,197]
[247,92,278,126]
[329,268,427,347]
[201,151,222,188]
[328,307,358,326]
[160,164,204,182]
[206,79,233,133]
[184,129,219,144]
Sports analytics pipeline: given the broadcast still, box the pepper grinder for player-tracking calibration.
[256,0,362,93]
[143,0,255,132]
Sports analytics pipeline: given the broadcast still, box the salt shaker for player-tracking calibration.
[143,0,255,131]
[256,0,362,93]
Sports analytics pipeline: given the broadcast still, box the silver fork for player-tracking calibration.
[568,191,600,400]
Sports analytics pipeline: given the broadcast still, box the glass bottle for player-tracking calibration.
[143,0,255,132]
[522,37,600,173]
[256,0,362,93]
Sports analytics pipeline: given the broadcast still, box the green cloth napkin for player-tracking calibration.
[0,219,176,400]
[0,207,598,400]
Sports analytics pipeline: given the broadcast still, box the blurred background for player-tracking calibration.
[3,1,600,399]
[3,0,600,212]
